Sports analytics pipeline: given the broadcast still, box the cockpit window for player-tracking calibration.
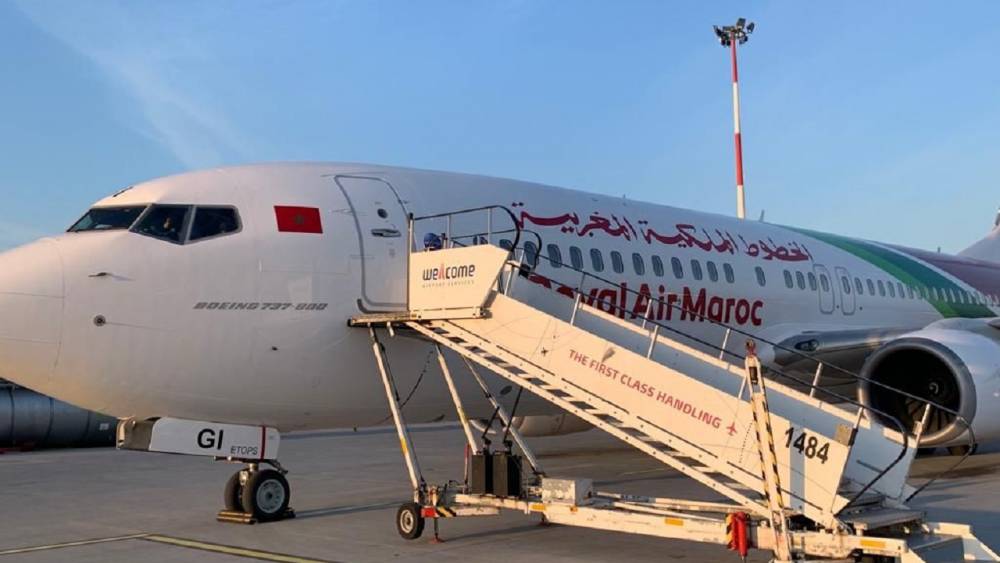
[68,206,147,232]
[189,207,240,242]
[132,205,191,244]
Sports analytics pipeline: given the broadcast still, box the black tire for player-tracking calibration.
[223,471,243,511]
[396,502,425,540]
[241,469,290,522]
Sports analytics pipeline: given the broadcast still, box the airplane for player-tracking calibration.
[2,161,999,521]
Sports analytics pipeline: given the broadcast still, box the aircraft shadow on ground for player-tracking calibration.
[293,501,400,520]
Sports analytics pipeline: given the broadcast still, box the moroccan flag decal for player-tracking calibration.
[274,206,323,234]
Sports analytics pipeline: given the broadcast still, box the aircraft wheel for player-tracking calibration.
[223,471,243,511]
[396,502,425,540]
[241,469,290,521]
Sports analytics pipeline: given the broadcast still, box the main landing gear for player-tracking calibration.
[219,460,295,524]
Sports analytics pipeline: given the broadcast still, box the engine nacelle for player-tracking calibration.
[858,318,1000,447]
[510,413,591,437]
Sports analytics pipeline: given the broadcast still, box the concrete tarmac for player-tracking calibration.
[1,424,998,562]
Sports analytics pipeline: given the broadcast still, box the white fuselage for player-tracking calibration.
[0,163,997,431]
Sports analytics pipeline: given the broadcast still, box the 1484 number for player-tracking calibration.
[783,426,830,464]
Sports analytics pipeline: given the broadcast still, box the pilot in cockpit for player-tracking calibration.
[158,215,179,240]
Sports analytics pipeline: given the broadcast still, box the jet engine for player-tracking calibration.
[858,318,1000,447]
[0,382,116,448]
[509,413,591,437]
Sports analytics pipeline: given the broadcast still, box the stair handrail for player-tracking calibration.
[409,205,525,257]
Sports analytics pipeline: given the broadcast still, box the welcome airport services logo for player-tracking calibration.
[420,261,478,287]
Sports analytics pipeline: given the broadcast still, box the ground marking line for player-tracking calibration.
[0,533,151,555]
[141,534,339,563]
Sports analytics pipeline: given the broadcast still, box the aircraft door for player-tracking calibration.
[335,176,408,309]
[813,264,836,314]
[834,266,856,315]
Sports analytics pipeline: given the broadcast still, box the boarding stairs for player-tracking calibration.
[350,206,998,562]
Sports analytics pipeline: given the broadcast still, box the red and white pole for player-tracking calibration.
[730,35,746,220]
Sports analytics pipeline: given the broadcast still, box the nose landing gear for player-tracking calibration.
[219,461,295,524]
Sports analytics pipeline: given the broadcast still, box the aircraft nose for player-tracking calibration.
[0,238,64,388]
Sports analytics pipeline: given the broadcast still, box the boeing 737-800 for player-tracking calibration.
[2,162,999,519]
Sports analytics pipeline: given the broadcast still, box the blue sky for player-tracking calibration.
[1,1,998,252]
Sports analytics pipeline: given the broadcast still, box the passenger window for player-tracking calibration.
[887,282,896,298]
[807,272,817,291]
[524,241,539,265]
[854,278,864,295]
[897,282,906,299]
[133,204,191,244]
[783,270,794,289]
[651,256,664,277]
[867,279,875,295]
[69,206,147,232]
[632,253,645,276]
[820,274,830,292]
[877,280,886,296]
[189,207,240,242]
[671,257,684,279]
[707,261,719,282]
[546,244,563,268]
[796,271,806,290]
[569,246,584,269]
[723,263,735,283]
[691,260,703,281]
[611,251,624,274]
[841,276,851,294]
[755,266,766,287]
[946,288,955,302]
[590,249,605,272]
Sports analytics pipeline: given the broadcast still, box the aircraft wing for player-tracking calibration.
[767,326,921,380]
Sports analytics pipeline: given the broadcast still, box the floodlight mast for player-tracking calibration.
[713,18,754,219]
